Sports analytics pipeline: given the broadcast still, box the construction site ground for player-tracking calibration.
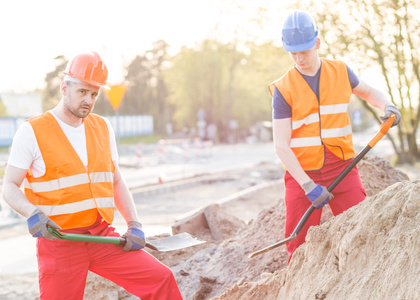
[0,141,419,299]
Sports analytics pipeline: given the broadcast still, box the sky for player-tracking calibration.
[0,0,290,93]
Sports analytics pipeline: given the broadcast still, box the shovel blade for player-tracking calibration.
[147,232,206,252]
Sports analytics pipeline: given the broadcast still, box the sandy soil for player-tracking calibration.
[0,155,416,299]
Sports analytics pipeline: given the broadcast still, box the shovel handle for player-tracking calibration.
[368,114,395,148]
[47,227,125,244]
[293,114,395,235]
[249,114,396,258]
[47,227,159,249]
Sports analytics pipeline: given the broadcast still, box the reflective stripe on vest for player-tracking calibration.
[36,197,114,216]
[269,58,355,170]
[25,112,115,230]
[23,172,114,193]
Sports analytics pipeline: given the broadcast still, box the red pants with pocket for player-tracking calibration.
[36,219,183,300]
[284,148,366,263]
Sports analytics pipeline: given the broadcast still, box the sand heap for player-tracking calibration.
[216,179,420,299]
[163,155,410,299]
[81,155,411,299]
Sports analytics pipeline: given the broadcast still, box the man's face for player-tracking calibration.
[289,39,320,73]
[62,81,100,119]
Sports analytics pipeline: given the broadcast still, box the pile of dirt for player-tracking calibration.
[153,155,411,299]
[216,179,420,299]
[358,155,409,196]
[2,155,409,299]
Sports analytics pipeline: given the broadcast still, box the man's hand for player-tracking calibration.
[27,208,61,240]
[380,103,401,127]
[302,180,333,209]
[122,221,146,251]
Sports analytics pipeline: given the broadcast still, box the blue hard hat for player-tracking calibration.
[282,10,318,52]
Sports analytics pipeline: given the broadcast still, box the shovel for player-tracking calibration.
[249,114,396,259]
[47,227,206,252]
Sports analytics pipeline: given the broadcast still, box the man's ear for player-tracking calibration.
[315,38,321,50]
[60,81,68,96]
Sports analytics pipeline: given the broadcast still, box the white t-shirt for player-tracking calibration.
[8,111,119,178]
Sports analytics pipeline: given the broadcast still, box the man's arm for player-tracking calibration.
[352,79,389,111]
[273,118,332,208]
[2,164,37,218]
[353,79,401,126]
[113,162,139,223]
[113,161,146,251]
[273,118,311,186]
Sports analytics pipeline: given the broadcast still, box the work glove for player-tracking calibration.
[122,221,146,251]
[27,208,61,240]
[380,103,401,127]
[302,180,333,209]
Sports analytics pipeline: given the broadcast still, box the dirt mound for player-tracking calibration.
[358,155,409,196]
[217,180,420,299]
[163,155,410,299]
[0,155,408,299]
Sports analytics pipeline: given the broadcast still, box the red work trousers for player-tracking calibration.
[36,221,183,300]
[284,149,366,263]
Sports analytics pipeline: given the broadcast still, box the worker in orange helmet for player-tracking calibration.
[270,11,401,263]
[2,51,183,299]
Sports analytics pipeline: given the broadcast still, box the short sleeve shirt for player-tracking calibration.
[7,111,119,178]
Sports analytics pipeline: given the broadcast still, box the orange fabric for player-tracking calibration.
[25,112,115,229]
[269,58,355,170]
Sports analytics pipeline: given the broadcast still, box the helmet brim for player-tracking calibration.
[283,37,317,53]
[63,73,110,89]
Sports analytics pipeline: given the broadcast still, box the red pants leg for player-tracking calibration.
[88,226,182,300]
[36,225,182,300]
[284,172,323,263]
[284,165,366,263]
[37,238,91,300]
[326,166,366,216]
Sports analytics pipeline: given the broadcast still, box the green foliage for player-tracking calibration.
[233,42,293,127]
[164,40,292,142]
[122,40,172,134]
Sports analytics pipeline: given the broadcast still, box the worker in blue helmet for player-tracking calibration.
[268,10,401,263]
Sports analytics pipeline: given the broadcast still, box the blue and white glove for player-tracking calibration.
[302,180,333,209]
[27,208,61,240]
[380,103,401,127]
[122,221,146,251]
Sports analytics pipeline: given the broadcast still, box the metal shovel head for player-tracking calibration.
[147,232,206,252]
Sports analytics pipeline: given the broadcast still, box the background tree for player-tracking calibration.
[164,40,244,142]
[296,0,420,163]
[123,40,171,134]
[164,39,292,142]
[42,55,67,112]
[234,42,293,131]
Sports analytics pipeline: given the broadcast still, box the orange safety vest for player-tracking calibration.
[269,58,355,171]
[24,112,115,230]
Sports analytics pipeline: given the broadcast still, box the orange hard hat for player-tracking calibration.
[63,51,109,88]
